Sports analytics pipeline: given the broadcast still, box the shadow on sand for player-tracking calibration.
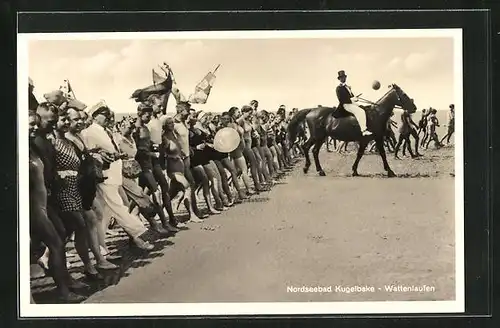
[31,229,174,304]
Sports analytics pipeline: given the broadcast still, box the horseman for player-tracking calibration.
[335,70,372,136]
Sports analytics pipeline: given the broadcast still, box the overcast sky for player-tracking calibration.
[28,36,456,114]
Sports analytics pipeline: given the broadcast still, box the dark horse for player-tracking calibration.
[287,84,417,177]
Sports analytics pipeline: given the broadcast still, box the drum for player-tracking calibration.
[213,127,241,153]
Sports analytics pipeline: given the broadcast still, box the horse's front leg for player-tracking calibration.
[375,138,396,177]
[352,139,368,176]
[313,138,326,176]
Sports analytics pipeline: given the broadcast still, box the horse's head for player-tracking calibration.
[390,83,417,114]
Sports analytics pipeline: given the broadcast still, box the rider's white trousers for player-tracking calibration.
[344,103,368,131]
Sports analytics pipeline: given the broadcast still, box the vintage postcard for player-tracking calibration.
[19,28,463,317]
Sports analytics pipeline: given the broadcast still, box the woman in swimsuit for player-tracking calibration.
[250,113,272,186]
[269,113,286,172]
[162,116,202,223]
[187,112,223,214]
[226,107,255,195]
[235,105,264,192]
[261,111,281,176]
[214,113,248,203]
[199,113,234,207]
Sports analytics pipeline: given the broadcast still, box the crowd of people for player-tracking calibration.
[27,68,455,304]
[28,78,304,303]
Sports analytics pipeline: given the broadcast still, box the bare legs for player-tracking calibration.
[213,159,235,204]
[169,172,202,223]
[193,165,220,214]
[221,157,247,201]
[232,156,254,194]
[243,146,263,191]
[203,161,224,212]
[253,147,271,185]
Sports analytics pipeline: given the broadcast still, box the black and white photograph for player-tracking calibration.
[18,29,464,316]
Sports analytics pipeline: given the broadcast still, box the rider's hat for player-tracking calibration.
[337,70,347,80]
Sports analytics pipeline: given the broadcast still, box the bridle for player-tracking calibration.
[356,86,405,110]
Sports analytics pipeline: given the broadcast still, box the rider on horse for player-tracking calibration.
[335,70,372,136]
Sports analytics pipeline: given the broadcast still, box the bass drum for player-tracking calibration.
[213,127,241,153]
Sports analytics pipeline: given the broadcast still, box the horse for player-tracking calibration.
[287,84,417,177]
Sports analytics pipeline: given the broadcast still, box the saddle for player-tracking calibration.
[330,104,373,119]
[330,106,354,119]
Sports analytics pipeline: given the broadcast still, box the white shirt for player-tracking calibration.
[81,122,123,186]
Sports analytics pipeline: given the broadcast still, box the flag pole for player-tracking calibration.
[159,64,175,83]
[213,64,221,74]
[67,79,76,99]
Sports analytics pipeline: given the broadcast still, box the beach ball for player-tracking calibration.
[372,80,381,90]
[213,127,241,153]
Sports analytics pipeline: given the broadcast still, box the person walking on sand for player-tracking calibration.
[425,108,443,149]
[440,104,455,145]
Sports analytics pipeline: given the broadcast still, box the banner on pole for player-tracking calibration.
[188,65,219,104]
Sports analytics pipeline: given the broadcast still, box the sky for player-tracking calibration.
[27,36,456,114]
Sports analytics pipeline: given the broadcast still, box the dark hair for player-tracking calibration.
[241,105,253,114]
[221,112,233,123]
[137,103,153,115]
[228,107,239,117]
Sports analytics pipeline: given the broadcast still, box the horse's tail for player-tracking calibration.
[287,108,313,144]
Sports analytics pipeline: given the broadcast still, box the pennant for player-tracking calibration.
[188,66,219,104]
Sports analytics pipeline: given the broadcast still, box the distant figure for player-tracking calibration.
[394,109,422,159]
[440,104,455,145]
[419,108,432,148]
[425,108,443,149]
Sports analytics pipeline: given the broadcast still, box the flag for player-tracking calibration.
[152,69,166,85]
[59,79,87,110]
[188,65,219,104]
[131,69,173,102]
